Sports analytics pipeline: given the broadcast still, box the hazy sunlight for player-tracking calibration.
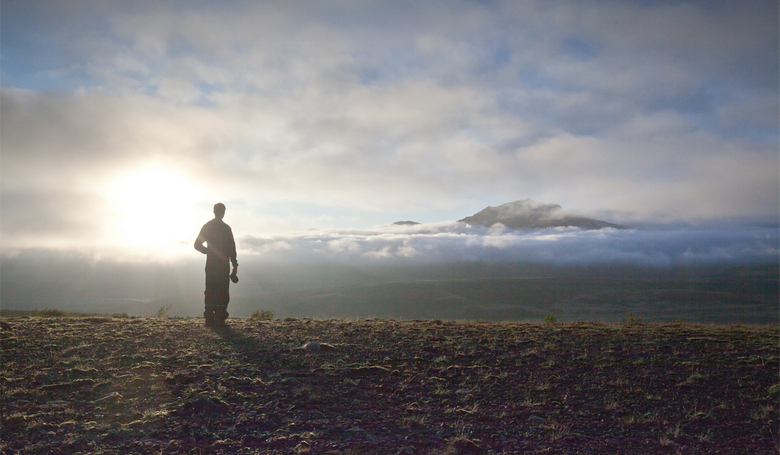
[106,165,204,257]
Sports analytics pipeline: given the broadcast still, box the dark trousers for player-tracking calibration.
[204,266,230,327]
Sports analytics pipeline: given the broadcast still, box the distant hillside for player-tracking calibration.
[459,199,623,230]
[230,265,779,324]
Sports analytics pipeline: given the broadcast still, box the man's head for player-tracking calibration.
[213,203,226,220]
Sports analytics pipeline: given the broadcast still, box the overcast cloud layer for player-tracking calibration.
[240,223,779,267]
[1,0,778,259]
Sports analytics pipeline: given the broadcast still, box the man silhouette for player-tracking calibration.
[195,203,238,328]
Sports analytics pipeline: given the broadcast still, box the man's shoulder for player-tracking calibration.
[203,218,228,227]
[199,218,219,233]
[203,219,232,232]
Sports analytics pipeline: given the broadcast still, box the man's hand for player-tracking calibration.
[230,265,239,283]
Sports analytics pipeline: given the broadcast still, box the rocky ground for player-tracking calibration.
[1,316,778,454]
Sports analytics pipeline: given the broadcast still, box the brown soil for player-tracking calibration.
[1,317,778,454]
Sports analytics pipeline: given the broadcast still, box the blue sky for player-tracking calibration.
[1,0,778,261]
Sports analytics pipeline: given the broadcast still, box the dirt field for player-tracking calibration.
[1,317,777,454]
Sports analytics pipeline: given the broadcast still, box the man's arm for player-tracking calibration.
[229,233,238,268]
[194,228,209,255]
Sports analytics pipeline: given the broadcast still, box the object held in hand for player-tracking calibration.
[230,273,239,283]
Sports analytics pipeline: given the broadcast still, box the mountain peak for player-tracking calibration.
[459,199,623,230]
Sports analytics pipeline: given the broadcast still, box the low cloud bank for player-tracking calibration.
[241,223,779,267]
[2,224,776,317]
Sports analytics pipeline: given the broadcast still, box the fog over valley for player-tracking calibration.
[2,218,777,323]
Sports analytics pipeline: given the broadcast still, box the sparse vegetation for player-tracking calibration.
[1,309,134,318]
[626,311,643,324]
[249,309,274,321]
[32,308,67,317]
[154,303,173,318]
[544,313,558,324]
[0,317,776,454]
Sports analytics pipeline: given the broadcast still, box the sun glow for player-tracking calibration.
[106,165,205,257]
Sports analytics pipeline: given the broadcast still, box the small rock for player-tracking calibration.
[93,392,122,403]
[180,396,227,415]
[297,341,336,353]
[450,437,485,454]
[44,400,69,408]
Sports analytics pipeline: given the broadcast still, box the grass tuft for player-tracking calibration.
[33,308,67,318]
[249,309,274,321]
[154,303,173,318]
[626,312,643,324]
